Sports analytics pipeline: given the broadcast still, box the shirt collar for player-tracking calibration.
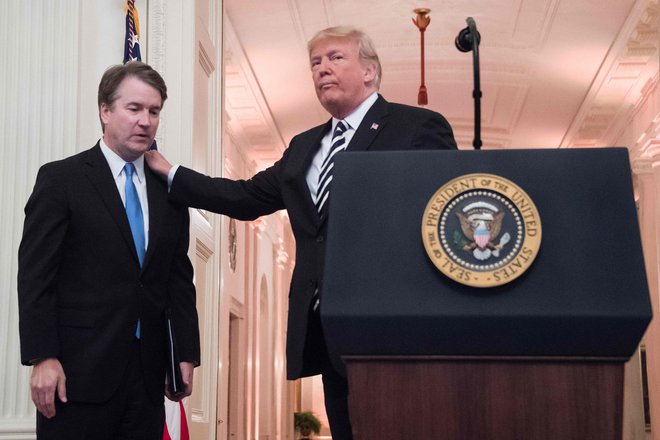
[99,138,146,183]
[333,92,379,132]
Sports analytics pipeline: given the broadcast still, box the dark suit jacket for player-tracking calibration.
[169,95,456,379]
[18,143,200,405]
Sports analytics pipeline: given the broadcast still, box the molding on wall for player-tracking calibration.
[147,0,167,147]
[636,112,660,158]
[561,0,659,148]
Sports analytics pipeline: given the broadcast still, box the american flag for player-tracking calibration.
[163,401,190,440]
[123,0,142,63]
[123,1,158,150]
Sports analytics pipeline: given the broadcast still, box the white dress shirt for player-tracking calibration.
[305,92,379,200]
[99,138,150,248]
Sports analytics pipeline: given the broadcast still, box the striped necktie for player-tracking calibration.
[316,120,348,220]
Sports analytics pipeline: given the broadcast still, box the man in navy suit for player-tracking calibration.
[18,62,200,439]
[146,26,456,439]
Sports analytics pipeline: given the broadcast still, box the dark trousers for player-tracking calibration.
[321,364,353,440]
[36,340,165,440]
[307,309,354,440]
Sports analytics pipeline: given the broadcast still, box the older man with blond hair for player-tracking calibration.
[146,26,457,439]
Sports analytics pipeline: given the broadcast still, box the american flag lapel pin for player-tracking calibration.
[370,123,379,130]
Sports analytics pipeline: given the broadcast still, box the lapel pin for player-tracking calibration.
[370,123,379,130]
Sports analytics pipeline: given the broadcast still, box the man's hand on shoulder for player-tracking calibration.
[144,150,174,179]
[30,358,67,418]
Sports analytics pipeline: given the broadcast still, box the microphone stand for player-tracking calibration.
[455,17,482,150]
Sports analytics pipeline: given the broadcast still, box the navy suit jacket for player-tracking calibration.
[18,143,200,404]
[169,95,456,379]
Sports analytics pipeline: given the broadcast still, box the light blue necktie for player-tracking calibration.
[124,163,144,338]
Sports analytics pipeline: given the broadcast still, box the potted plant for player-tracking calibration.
[294,411,322,439]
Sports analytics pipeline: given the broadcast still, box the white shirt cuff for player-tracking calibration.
[167,165,180,190]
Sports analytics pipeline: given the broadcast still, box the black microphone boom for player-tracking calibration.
[455,17,482,150]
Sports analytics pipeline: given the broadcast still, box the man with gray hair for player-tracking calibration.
[146,26,457,439]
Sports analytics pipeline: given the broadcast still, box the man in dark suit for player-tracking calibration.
[146,26,456,439]
[18,62,200,439]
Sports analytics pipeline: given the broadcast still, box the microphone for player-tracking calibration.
[454,18,480,52]
[455,17,482,150]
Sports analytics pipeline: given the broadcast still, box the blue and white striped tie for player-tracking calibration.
[316,120,348,220]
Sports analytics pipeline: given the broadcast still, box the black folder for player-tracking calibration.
[165,310,184,397]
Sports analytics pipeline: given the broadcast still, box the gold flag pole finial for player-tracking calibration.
[412,8,431,105]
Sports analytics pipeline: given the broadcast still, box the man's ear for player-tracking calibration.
[363,62,377,83]
[99,103,111,125]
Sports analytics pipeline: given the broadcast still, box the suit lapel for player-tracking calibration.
[288,121,331,228]
[291,120,331,181]
[142,165,167,272]
[346,94,390,152]
[315,96,390,227]
[83,144,142,267]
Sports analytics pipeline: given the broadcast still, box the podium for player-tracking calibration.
[320,148,652,440]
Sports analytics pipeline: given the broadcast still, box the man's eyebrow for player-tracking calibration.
[125,100,162,110]
[311,49,341,59]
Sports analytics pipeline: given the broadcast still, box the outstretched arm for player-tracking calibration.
[146,148,289,220]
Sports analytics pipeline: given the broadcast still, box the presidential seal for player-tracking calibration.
[422,174,542,287]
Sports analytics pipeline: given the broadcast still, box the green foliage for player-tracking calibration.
[294,411,322,437]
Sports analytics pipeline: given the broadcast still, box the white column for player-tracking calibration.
[632,154,660,440]
[146,0,196,168]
